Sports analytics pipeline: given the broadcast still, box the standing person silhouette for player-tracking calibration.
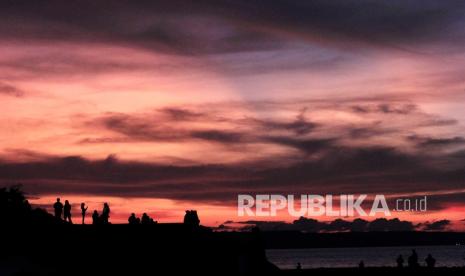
[425,254,436,268]
[53,198,63,219]
[80,203,88,224]
[101,203,110,224]
[128,213,138,225]
[396,254,404,268]
[408,249,419,268]
[63,200,73,224]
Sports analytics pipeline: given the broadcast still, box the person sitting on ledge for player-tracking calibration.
[92,210,99,225]
[141,213,157,224]
[128,213,139,225]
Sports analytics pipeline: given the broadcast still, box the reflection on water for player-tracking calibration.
[267,245,465,269]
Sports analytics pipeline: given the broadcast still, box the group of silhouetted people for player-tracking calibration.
[128,212,157,225]
[395,250,436,268]
[183,210,200,227]
[53,197,201,228]
[320,249,439,270]
[53,198,110,225]
[91,202,111,225]
[53,198,75,223]
[354,249,437,270]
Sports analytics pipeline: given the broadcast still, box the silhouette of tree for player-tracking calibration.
[0,185,57,225]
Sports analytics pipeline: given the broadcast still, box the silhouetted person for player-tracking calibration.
[408,249,419,268]
[80,203,88,224]
[101,203,110,224]
[128,213,139,225]
[63,200,72,223]
[53,198,63,219]
[296,262,301,270]
[396,254,404,268]
[141,213,150,225]
[92,210,99,225]
[358,260,365,268]
[425,254,436,268]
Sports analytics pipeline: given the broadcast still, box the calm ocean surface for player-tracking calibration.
[266,245,465,269]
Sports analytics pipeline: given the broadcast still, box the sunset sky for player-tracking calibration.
[1,0,465,229]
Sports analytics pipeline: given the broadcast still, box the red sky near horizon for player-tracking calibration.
[1,1,465,230]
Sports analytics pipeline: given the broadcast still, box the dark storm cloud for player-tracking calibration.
[56,99,465,204]
[419,220,451,231]
[407,135,465,148]
[2,98,465,207]
[255,108,318,136]
[418,192,465,211]
[263,136,334,154]
[87,112,250,144]
[191,130,246,144]
[0,0,464,55]
[160,108,207,122]
[351,103,417,115]
[2,141,465,205]
[0,82,24,97]
[84,107,320,145]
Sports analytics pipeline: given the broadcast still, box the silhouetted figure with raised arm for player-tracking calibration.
[128,213,139,225]
[80,203,88,224]
[92,210,99,225]
[396,254,404,268]
[101,202,110,224]
[53,198,63,219]
[425,254,436,268]
[408,249,419,268]
[63,200,72,223]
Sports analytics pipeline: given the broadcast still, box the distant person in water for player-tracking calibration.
[53,198,63,219]
[425,254,436,268]
[101,203,110,224]
[128,213,139,225]
[408,249,419,268]
[80,203,88,224]
[63,200,72,223]
[296,262,301,270]
[92,210,99,225]
[396,254,404,268]
[358,260,365,268]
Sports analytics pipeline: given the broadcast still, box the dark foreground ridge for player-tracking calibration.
[2,224,280,276]
[0,187,278,275]
[2,186,465,275]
